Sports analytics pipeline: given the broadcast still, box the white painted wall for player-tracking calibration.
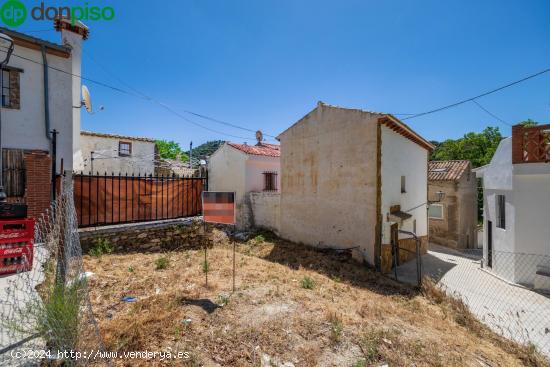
[208,143,281,228]
[2,41,74,172]
[481,137,550,285]
[208,144,248,227]
[249,191,280,233]
[380,125,428,243]
[77,134,156,174]
[245,155,280,193]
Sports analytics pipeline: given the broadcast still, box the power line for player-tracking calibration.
[4,46,257,141]
[471,100,512,127]
[402,67,550,120]
[78,45,279,139]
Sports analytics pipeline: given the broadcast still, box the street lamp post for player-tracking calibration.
[0,33,14,202]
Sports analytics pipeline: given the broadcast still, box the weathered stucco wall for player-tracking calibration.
[279,103,379,263]
[77,134,156,174]
[429,170,477,249]
[249,192,280,234]
[3,38,74,173]
[245,155,281,192]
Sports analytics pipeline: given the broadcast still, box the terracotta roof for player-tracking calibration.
[227,142,280,157]
[428,160,470,181]
[81,130,155,143]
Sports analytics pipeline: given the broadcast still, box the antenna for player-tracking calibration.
[81,85,92,113]
[256,130,263,144]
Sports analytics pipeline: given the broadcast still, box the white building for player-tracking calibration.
[208,141,280,229]
[0,19,86,218]
[77,131,156,175]
[475,124,550,290]
[278,102,434,271]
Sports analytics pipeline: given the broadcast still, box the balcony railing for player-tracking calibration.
[512,124,550,164]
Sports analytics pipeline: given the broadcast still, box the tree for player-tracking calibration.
[155,140,188,161]
[188,140,225,159]
[430,127,503,168]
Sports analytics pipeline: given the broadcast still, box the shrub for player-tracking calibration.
[155,257,169,270]
[88,238,114,257]
[253,234,265,243]
[301,276,314,290]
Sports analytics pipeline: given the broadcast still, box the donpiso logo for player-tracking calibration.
[0,0,27,27]
[0,1,115,27]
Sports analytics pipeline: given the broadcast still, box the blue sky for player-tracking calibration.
[12,0,550,146]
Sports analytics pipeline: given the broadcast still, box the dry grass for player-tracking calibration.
[83,229,550,366]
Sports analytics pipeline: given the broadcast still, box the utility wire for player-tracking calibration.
[471,100,512,127]
[78,45,278,139]
[4,47,257,140]
[402,67,550,120]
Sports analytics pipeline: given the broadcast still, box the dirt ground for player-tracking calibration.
[83,230,549,367]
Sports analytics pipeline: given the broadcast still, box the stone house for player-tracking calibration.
[278,102,434,271]
[76,131,156,175]
[475,124,550,290]
[428,160,477,249]
[208,141,280,230]
[0,19,86,218]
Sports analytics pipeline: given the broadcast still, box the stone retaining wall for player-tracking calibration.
[78,217,210,253]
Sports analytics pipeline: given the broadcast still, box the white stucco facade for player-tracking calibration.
[76,132,156,175]
[380,125,428,244]
[478,137,550,286]
[1,23,85,173]
[208,143,281,229]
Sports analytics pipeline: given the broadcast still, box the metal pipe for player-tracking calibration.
[41,46,51,141]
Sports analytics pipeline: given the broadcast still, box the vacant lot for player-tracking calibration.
[84,230,549,367]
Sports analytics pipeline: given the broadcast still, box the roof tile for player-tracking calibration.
[428,160,470,181]
[227,142,280,157]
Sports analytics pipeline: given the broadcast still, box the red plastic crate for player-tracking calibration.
[0,219,35,275]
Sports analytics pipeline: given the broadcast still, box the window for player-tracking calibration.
[263,171,278,191]
[496,195,506,229]
[119,141,132,156]
[428,204,444,219]
[401,175,406,193]
[2,69,10,107]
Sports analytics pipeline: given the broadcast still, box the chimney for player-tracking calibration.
[55,17,88,169]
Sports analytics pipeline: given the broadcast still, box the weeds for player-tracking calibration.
[88,238,114,257]
[216,294,230,307]
[128,266,134,273]
[155,256,169,270]
[327,312,343,344]
[253,234,265,243]
[301,276,314,290]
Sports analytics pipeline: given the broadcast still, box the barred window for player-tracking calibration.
[496,195,506,229]
[263,171,278,191]
[2,69,10,107]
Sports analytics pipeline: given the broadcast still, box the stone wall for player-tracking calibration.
[78,218,211,253]
[249,191,280,234]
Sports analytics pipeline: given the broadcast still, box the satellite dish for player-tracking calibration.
[256,130,263,144]
[81,85,92,113]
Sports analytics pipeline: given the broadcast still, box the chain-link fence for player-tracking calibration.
[421,245,550,357]
[0,185,110,366]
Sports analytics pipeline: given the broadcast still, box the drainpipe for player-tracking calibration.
[41,45,51,141]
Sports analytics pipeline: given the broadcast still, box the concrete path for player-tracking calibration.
[395,244,550,356]
[0,244,48,366]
